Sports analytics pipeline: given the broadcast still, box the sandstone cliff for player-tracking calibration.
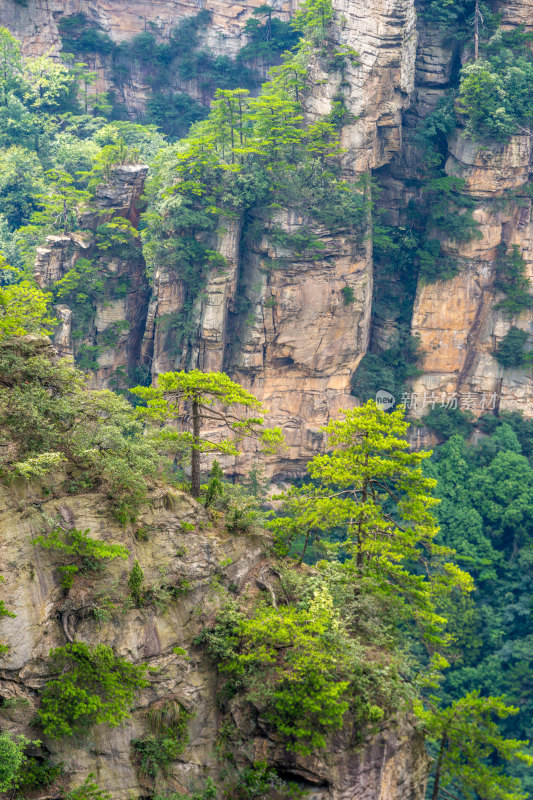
[409,131,533,417]
[20,0,533,470]
[0,481,428,800]
[0,0,295,114]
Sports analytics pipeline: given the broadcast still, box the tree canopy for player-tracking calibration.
[132,370,283,497]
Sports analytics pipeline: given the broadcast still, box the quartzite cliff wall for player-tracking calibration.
[12,0,533,470]
[27,0,421,478]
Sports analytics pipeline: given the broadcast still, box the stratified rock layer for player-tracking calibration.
[410,132,533,417]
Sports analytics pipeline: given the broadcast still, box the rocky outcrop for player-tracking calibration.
[35,164,150,389]
[141,0,418,476]
[410,132,533,417]
[0,481,429,800]
[0,0,295,114]
[0,0,293,59]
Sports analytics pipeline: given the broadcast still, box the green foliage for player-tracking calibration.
[141,0,366,348]
[0,575,16,656]
[13,755,64,794]
[0,281,56,340]
[351,331,422,404]
[458,46,533,141]
[65,774,111,800]
[372,179,481,290]
[132,370,283,497]
[147,92,207,139]
[199,587,396,754]
[131,701,194,780]
[425,425,533,792]
[52,256,132,354]
[419,692,533,800]
[0,732,32,792]
[269,402,473,645]
[340,285,355,305]
[82,139,140,192]
[32,526,129,589]
[127,561,190,613]
[96,215,139,257]
[227,760,307,799]
[204,459,224,508]
[494,244,533,318]
[128,559,145,606]
[292,0,333,41]
[420,0,497,42]
[152,778,217,800]
[59,16,115,57]
[39,641,149,738]
[413,93,458,170]
[100,319,129,348]
[415,176,482,258]
[22,55,78,112]
[0,145,45,229]
[424,405,475,440]
[493,326,531,368]
[28,168,90,235]
[0,339,164,520]
[239,12,300,69]
[0,27,22,107]
[59,11,261,140]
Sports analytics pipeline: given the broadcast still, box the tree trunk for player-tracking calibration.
[191,398,201,498]
[432,735,448,800]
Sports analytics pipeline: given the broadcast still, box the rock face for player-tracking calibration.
[0,482,428,800]
[410,133,533,417]
[35,165,151,389]
[24,0,420,477]
[16,0,533,451]
[375,0,533,424]
[0,0,295,114]
[139,0,418,476]
[0,0,293,58]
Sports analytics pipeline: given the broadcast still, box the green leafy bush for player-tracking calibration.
[65,774,111,800]
[0,732,29,792]
[147,92,207,139]
[0,574,16,656]
[351,332,422,404]
[426,423,533,793]
[14,756,64,793]
[131,701,194,780]
[458,53,533,141]
[32,526,129,589]
[128,559,145,606]
[424,406,475,440]
[494,244,533,317]
[341,285,355,305]
[152,778,217,800]
[228,760,307,799]
[198,590,393,754]
[39,642,149,738]
[0,338,164,521]
[494,326,531,368]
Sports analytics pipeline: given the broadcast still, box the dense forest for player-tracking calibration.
[0,0,533,798]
